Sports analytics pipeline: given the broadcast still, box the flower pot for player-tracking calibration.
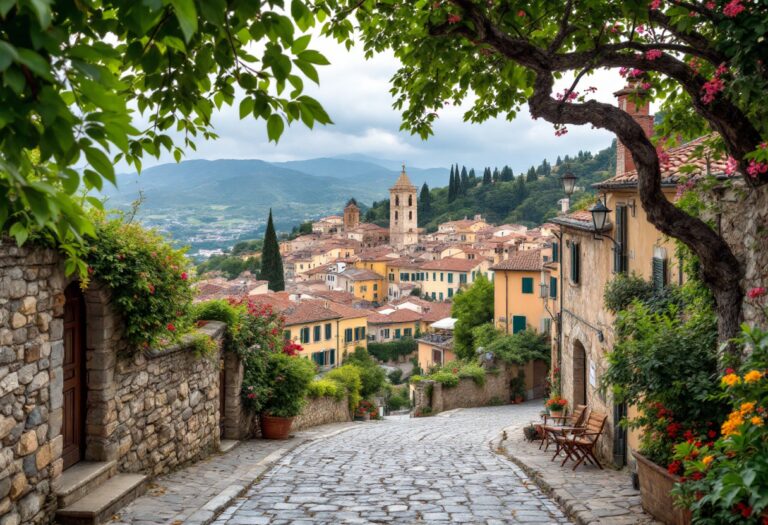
[354,413,370,422]
[515,395,524,403]
[548,409,564,419]
[633,450,692,525]
[260,414,294,440]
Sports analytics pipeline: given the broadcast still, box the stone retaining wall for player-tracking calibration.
[113,323,225,476]
[292,396,351,432]
[0,242,64,525]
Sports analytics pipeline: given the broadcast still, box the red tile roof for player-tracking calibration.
[367,308,424,324]
[492,249,543,271]
[421,257,485,272]
[594,135,732,189]
[421,302,453,323]
[323,301,370,320]
[339,268,385,281]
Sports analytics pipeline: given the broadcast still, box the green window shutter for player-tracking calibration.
[448,273,453,283]
[395,329,401,339]
[550,276,557,299]
[325,323,332,340]
[354,327,360,340]
[570,242,580,284]
[512,316,527,334]
[552,242,559,263]
[614,205,628,273]
[448,288,453,298]
[345,328,353,342]
[373,283,377,290]
[522,277,534,294]
[329,350,335,365]
[404,328,412,337]
[283,330,291,340]
[301,327,309,343]
[361,326,366,339]
[313,325,321,342]
[652,257,667,291]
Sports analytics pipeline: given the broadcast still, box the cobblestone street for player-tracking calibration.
[214,404,571,524]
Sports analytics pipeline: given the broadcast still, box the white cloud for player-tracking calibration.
[136,33,630,173]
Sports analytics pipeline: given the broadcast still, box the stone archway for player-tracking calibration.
[572,340,587,407]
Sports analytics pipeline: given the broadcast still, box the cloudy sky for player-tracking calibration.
[142,34,628,173]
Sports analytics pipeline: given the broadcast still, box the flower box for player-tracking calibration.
[633,450,692,525]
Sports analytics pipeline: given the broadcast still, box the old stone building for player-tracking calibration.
[389,166,419,249]
[343,198,360,231]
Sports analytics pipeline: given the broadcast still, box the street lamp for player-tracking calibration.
[539,280,549,299]
[588,198,612,232]
[560,170,578,197]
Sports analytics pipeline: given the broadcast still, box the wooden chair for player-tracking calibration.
[553,411,608,470]
[539,404,588,452]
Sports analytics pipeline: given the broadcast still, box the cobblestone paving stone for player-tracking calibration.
[112,423,356,525]
[496,407,661,525]
[213,404,572,524]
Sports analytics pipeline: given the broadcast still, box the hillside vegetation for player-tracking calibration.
[364,141,616,231]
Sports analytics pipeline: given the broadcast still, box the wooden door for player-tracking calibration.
[62,283,86,470]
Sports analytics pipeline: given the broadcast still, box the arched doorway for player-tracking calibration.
[63,282,87,469]
[572,340,587,407]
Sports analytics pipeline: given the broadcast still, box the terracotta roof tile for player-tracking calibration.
[421,257,485,272]
[339,268,385,281]
[367,308,424,324]
[492,249,543,271]
[323,301,370,320]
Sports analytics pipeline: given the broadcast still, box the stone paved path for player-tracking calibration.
[111,423,356,525]
[214,404,571,524]
[496,414,660,525]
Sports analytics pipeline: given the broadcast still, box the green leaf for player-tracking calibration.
[297,50,329,65]
[28,0,53,29]
[291,35,311,54]
[266,114,284,142]
[0,41,18,72]
[83,169,104,191]
[16,48,53,80]
[0,0,14,17]
[9,222,28,245]
[239,97,254,119]
[84,147,115,184]
[170,0,198,43]
[293,58,318,83]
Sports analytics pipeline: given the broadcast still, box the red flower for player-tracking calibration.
[517,9,525,17]
[707,430,717,439]
[691,472,704,481]
[447,13,461,24]
[723,0,745,17]
[87,266,94,275]
[167,323,176,332]
[667,461,682,475]
[181,272,188,281]
[683,430,695,441]
[747,287,767,299]
[148,283,155,294]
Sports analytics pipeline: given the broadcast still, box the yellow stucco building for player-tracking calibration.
[491,249,551,335]
[419,258,492,302]
[337,268,386,303]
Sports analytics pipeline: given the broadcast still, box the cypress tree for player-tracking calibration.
[482,167,492,185]
[556,155,562,166]
[448,165,455,202]
[460,166,469,194]
[259,209,285,291]
[501,165,513,181]
[526,166,537,182]
[419,182,431,214]
[492,167,500,183]
[468,168,476,183]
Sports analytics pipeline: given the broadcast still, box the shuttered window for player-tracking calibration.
[652,257,667,291]
[345,328,353,342]
[570,242,580,284]
[550,277,557,299]
[614,205,628,273]
[325,323,332,340]
[522,277,534,294]
[313,325,321,342]
[300,327,310,344]
[552,242,559,263]
[512,316,527,334]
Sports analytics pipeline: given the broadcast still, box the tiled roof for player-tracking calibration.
[308,290,359,305]
[421,302,453,323]
[368,308,423,324]
[324,301,370,320]
[339,268,385,281]
[594,135,732,189]
[385,258,423,269]
[548,209,605,232]
[390,168,417,191]
[492,249,543,271]
[421,257,484,272]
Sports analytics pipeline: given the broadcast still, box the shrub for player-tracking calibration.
[409,374,424,384]
[261,353,316,418]
[85,213,193,347]
[428,369,460,387]
[386,386,411,411]
[388,369,403,384]
[488,330,550,365]
[325,364,363,412]
[191,299,240,327]
[343,347,387,398]
[368,338,417,362]
[456,362,486,386]
[307,378,344,400]
[603,273,655,313]
[190,333,218,360]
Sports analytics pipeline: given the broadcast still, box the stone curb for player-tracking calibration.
[489,429,592,525]
[183,422,360,525]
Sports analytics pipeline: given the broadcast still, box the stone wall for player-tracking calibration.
[292,395,351,432]
[0,242,65,525]
[221,351,257,440]
[112,322,225,476]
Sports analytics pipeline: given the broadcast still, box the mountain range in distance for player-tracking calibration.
[101,155,449,253]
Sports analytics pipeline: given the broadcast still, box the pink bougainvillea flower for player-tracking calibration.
[650,0,662,9]
[746,161,768,178]
[447,13,461,24]
[723,0,745,17]
[701,77,725,104]
[517,9,526,17]
[645,49,662,61]
[641,82,652,90]
[725,156,739,175]
[747,287,767,299]
[180,272,188,280]
[167,323,176,332]
[705,1,716,9]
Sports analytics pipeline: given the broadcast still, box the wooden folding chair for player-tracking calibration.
[554,411,608,470]
[539,404,588,451]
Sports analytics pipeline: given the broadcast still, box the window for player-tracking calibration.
[439,292,444,301]
[373,284,378,291]
[549,276,557,299]
[283,330,291,340]
[431,292,436,300]
[345,328,353,342]
[552,241,559,263]
[313,325,321,342]
[311,350,336,368]
[360,326,366,340]
[570,242,581,284]
[447,273,453,284]
[522,277,534,294]
[354,327,361,341]
[395,196,400,206]
[360,285,367,292]
[440,272,444,282]
[652,257,667,291]
[408,195,413,206]
[614,204,628,273]
[300,327,310,344]
[325,323,332,340]
[389,273,394,282]
[408,211,412,220]
[432,272,436,281]
[395,211,398,221]
[382,328,390,338]
[404,328,412,337]
[512,315,527,334]
[394,329,401,339]
[448,288,453,298]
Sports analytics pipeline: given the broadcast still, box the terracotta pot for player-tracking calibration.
[515,395,524,403]
[633,450,692,525]
[354,413,371,422]
[260,414,294,440]
[548,409,564,419]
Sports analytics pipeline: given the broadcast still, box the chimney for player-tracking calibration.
[614,84,654,176]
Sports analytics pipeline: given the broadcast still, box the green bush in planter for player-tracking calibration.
[325,364,362,413]
[262,353,316,418]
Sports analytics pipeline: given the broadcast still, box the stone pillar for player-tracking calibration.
[222,351,254,439]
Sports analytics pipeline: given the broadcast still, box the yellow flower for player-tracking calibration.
[702,455,714,467]
[740,401,756,415]
[744,370,764,383]
[721,412,745,436]
[721,373,741,387]
[751,416,763,427]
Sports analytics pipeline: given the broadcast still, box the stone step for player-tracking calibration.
[53,461,117,508]
[55,473,148,525]
[219,439,240,453]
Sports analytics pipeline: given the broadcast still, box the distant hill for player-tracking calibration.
[101,156,450,253]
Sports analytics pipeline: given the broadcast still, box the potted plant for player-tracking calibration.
[523,424,539,442]
[260,352,316,439]
[355,400,375,421]
[510,371,525,403]
[545,396,567,418]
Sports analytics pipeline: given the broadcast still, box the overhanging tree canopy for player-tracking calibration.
[320,0,768,350]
